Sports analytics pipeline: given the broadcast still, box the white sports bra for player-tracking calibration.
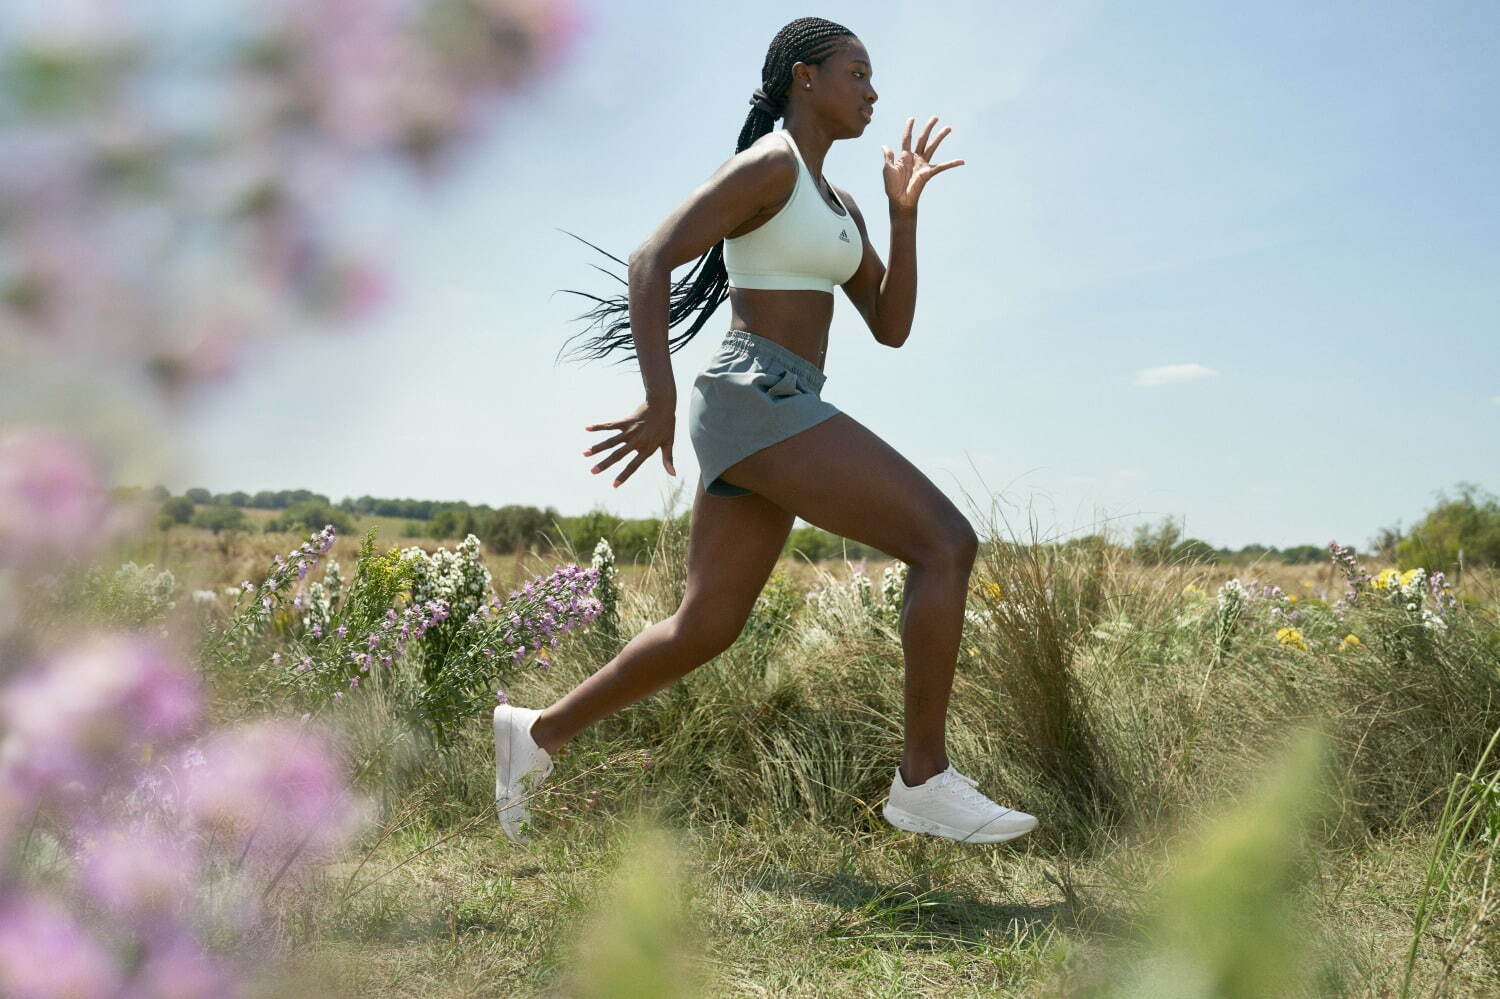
[723,129,864,293]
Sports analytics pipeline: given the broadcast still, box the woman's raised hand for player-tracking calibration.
[583,400,676,488]
[881,115,964,212]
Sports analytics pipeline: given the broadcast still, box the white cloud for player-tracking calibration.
[1492,395,1500,405]
[1134,363,1219,387]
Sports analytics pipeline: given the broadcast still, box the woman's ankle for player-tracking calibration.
[528,709,568,755]
[899,755,950,787]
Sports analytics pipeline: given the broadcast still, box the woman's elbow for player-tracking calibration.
[627,247,665,277]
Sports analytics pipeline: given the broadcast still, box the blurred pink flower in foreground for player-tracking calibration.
[0,426,118,571]
[0,891,124,998]
[1,0,585,408]
[0,632,201,809]
[0,2,582,992]
[180,718,372,868]
[76,821,199,929]
[123,931,237,999]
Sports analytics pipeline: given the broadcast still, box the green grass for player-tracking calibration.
[103,516,1500,997]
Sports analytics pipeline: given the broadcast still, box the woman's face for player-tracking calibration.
[800,38,878,137]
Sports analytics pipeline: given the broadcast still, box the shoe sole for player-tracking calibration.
[883,803,1037,844]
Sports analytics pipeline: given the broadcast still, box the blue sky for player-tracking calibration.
[175,0,1498,551]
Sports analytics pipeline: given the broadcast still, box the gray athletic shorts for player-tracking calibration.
[688,329,840,497]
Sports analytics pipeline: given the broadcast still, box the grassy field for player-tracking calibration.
[90,512,1500,997]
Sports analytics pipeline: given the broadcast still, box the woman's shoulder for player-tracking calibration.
[737,130,796,170]
[723,131,798,199]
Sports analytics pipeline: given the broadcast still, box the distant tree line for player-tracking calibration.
[126,481,1500,570]
[1125,516,1330,567]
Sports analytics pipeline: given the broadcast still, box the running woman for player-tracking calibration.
[495,16,1038,847]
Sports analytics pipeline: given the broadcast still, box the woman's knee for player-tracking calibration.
[954,519,980,565]
[669,605,745,659]
[907,516,979,572]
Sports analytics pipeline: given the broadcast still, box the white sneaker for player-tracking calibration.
[494,704,554,844]
[883,764,1038,844]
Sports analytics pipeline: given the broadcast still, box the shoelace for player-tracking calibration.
[934,768,995,810]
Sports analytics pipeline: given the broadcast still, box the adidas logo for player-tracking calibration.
[839,229,850,242]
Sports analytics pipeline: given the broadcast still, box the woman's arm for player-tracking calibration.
[837,192,916,349]
[840,116,963,350]
[625,141,796,402]
[584,140,794,488]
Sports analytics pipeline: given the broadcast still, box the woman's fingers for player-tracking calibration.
[590,444,633,475]
[915,116,938,156]
[583,431,627,457]
[613,448,650,487]
[583,406,673,485]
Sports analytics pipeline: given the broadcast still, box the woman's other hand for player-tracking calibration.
[583,400,677,488]
[881,115,964,212]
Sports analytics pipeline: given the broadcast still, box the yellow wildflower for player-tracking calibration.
[1276,626,1308,651]
[1372,568,1400,590]
[967,646,980,657]
[1301,581,1314,589]
[1182,584,1206,600]
[1287,594,1299,604]
[982,581,1004,602]
[1339,634,1361,651]
[1400,568,1422,587]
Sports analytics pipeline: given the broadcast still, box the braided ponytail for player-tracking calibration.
[554,16,854,367]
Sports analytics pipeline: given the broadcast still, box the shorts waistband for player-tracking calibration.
[718,329,827,392]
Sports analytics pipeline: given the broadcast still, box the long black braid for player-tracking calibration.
[553,16,855,368]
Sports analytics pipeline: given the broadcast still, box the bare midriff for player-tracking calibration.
[727,288,834,372]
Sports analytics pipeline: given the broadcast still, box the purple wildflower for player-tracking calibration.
[0,633,200,800]
[0,891,123,997]
[129,932,235,997]
[75,820,196,925]
[180,718,368,866]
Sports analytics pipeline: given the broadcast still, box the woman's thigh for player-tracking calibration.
[680,477,796,639]
[718,412,975,565]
